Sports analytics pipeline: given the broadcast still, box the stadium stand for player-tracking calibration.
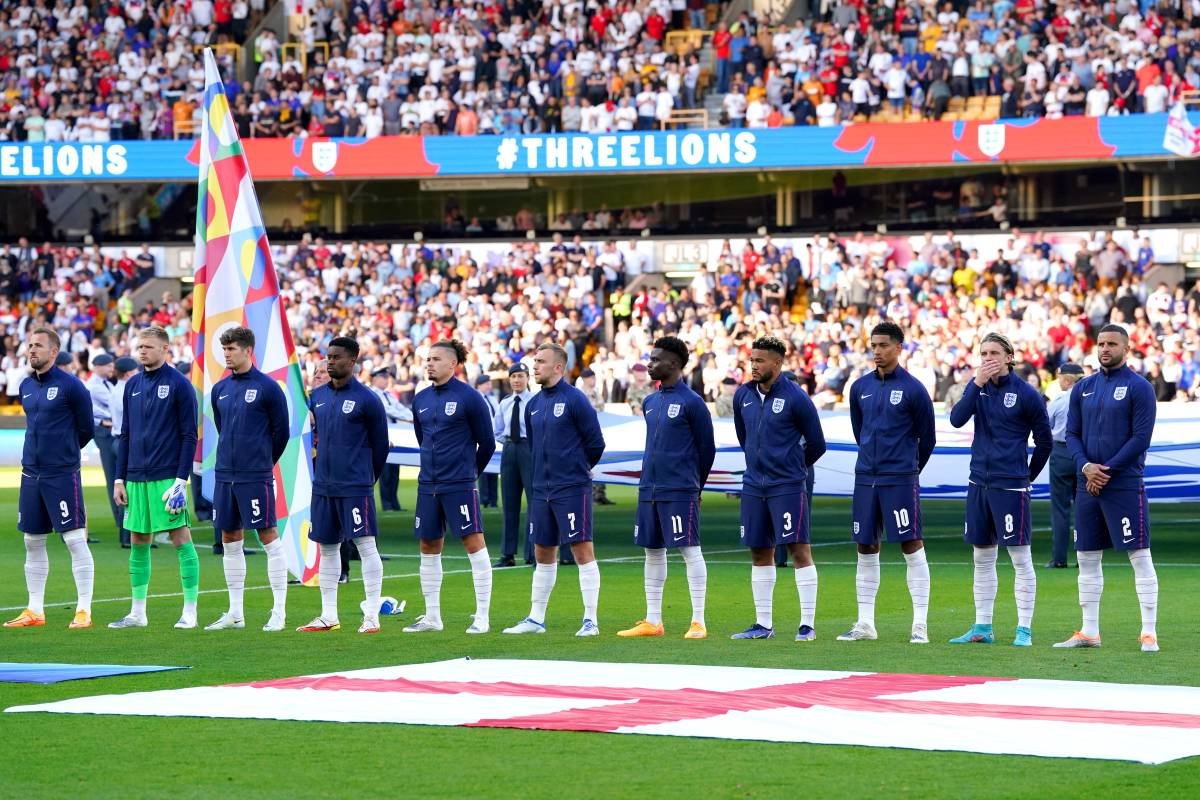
[2,228,1197,412]
[2,1,1198,141]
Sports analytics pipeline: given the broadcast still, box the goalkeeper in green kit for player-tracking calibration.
[108,327,201,629]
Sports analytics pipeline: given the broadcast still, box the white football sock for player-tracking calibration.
[643,548,667,625]
[856,551,880,626]
[578,560,600,622]
[751,564,775,629]
[262,538,287,614]
[904,548,930,627]
[795,564,817,628]
[972,546,998,625]
[222,539,246,619]
[22,533,49,615]
[1008,545,1036,629]
[1128,548,1158,636]
[418,552,443,624]
[62,529,93,613]
[318,543,341,622]
[679,545,707,625]
[529,561,557,623]
[468,547,492,623]
[356,537,383,618]
[1077,550,1104,638]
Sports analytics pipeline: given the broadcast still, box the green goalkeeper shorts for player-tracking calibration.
[124,478,191,534]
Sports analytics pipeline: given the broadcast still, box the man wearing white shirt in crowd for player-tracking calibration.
[816,95,838,126]
[1142,75,1169,114]
[1085,83,1110,116]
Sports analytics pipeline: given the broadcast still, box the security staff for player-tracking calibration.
[476,374,500,508]
[370,367,410,512]
[493,363,534,567]
[1045,363,1084,568]
[85,353,118,544]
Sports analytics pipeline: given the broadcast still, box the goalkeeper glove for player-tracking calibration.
[162,478,188,515]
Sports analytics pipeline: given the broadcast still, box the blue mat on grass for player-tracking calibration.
[0,663,189,684]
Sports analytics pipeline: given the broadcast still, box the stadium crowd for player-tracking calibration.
[2,1,1199,142]
[2,226,1198,413]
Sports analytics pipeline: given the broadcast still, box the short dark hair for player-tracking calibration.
[653,336,689,368]
[870,321,905,344]
[432,338,468,364]
[1098,323,1129,341]
[328,336,360,359]
[751,336,787,358]
[218,326,256,350]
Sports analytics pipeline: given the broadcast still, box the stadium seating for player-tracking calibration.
[6,228,1195,414]
[1,2,1195,141]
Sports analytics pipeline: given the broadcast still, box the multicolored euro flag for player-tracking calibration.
[190,48,319,585]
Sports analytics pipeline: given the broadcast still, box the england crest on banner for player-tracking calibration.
[772,398,785,413]
[445,402,457,416]
[1114,386,1128,400]
[553,402,566,417]
[244,389,258,403]
[46,387,58,400]
[667,403,681,418]
[312,141,339,173]
[978,124,1005,158]
[889,390,904,405]
[342,400,356,414]
[1003,392,1017,408]
[158,385,170,399]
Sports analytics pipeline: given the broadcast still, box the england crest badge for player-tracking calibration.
[772,398,785,413]
[46,387,58,400]
[244,389,258,403]
[667,403,681,418]
[157,385,170,399]
[889,390,904,405]
[553,402,566,417]
[1114,386,1127,400]
[1003,392,1017,408]
[342,400,356,414]
[445,402,457,416]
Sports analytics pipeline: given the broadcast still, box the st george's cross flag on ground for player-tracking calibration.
[10,659,1200,764]
[189,48,319,585]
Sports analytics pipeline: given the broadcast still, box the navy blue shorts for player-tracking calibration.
[635,499,700,549]
[530,489,592,547]
[1074,486,1150,552]
[740,492,808,549]
[18,471,85,535]
[309,493,378,544]
[964,482,1031,547]
[213,480,277,533]
[852,481,923,545]
[414,488,483,540]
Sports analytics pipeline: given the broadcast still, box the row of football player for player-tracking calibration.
[5,322,1158,651]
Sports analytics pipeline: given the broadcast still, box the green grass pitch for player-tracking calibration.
[2,475,1198,799]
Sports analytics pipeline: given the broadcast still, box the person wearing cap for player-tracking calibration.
[626,362,652,414]
[370,367,410,513]
[493,362,535,567]
[1045,363,1084,569]
[947,332,1052,648]
[576,367,613,509]
[475,373,500,509]
[55,351,75,371]
[715,376,738,417]
[85,353,119,545]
